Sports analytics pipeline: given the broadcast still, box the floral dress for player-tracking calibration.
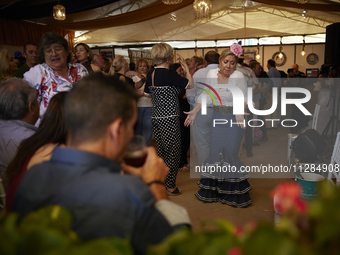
[24,62,88,125]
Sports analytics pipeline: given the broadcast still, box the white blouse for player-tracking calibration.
[196,69,248,107]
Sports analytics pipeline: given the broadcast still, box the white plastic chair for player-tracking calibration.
[0,177,6,210]
[287,133,298,165]
[312,104,321,130]
[328,132,340,186]
[288,104,321,165]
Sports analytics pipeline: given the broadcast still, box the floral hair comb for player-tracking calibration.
[230,43,243,57]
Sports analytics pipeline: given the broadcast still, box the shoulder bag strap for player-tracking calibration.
[151,69,155,88]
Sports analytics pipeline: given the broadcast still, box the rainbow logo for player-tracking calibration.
[197,82,222,106]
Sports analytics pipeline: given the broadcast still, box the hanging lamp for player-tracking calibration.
[256,38,260,60]
[193,0,212,21]
[53,1,66,21]
[301,35,306,56]
[278,37,283,59]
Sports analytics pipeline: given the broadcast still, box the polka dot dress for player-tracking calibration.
[145,67,189,190]
[149,86,182,189]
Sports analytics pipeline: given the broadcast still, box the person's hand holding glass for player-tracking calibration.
[122,135,170,201]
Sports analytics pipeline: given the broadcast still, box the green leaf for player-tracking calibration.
[0,213,21,254]
[242,224,301,255]
[70,237,133,255]
[17,228,71,255]
[148,222,237,255]
[276,217,300,239]
[19,205,74,236]
[208,219,235,233]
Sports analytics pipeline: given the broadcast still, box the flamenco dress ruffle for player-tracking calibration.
[195,112,252,208]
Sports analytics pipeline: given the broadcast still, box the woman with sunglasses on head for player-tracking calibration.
[0,48,19,82]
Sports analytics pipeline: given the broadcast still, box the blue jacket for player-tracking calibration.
[14,147,174,254]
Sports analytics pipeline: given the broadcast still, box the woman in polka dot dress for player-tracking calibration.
[144,43,192,195]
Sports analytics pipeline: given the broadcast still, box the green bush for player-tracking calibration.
[2,181,340,255]
[148,181,340,255]
[0,205,133,255]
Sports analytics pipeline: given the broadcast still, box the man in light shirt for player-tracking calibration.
[266,59,282,128]
[237,59,260,157]
[191,51,220,166]
[0,79,39,182]
[92,54,105,71]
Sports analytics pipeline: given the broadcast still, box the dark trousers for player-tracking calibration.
[179,113,190,167]
[259,98,267,138]
[179,99,190,167]
[244,109,253,152]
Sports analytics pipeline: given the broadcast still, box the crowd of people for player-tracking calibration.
[0,31,334,254]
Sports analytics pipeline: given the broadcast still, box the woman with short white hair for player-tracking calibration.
[110,56,136,88]
[144,43,192,195]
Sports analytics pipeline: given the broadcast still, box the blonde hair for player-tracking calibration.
[136,58,150,75]
[219,49,238,64]
[0,48,11,82]
[243,55,252,65]
[151,43,173,65]
[192,56,204,66]
[109,56,127,75]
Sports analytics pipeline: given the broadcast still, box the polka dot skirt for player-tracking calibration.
[152,116,181,189]
[149,86,182,189]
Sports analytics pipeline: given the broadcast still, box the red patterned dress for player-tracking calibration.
[24,62,88,125]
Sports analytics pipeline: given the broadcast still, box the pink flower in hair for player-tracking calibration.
[230,43,243,57]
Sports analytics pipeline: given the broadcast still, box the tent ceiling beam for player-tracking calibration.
[149,21,159,40]
[99,2,133,18]
[158,6,329,42]
[254,0,340,12]
[257,7,330,28]
[155,10,235,41]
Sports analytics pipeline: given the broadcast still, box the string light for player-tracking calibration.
[296,0,309,4]
[278,37,283,59]
[162,0,182,5]
[301,35,306,56]
[256,38,260,60]
[194,40,198,56]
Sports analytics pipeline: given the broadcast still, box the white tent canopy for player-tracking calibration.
[3,0,339,48]
[71,0,340,47]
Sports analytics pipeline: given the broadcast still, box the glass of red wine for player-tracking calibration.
[124,135,147,167]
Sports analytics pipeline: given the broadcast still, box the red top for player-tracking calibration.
[6,159,30,212]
